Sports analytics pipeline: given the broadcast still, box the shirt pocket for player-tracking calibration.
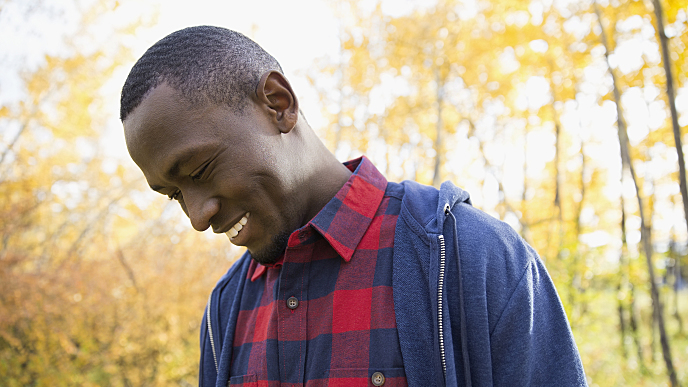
[228,373,257,386]
[326,368,407,387]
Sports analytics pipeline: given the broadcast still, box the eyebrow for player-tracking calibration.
[166,160,183,180]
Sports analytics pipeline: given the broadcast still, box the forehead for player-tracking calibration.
[124,84,189,145]
[125,83,223,144]
[123,84,221,176]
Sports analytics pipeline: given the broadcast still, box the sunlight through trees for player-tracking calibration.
[1,0,687,385]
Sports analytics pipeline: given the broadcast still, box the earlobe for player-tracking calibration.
[256,71,299,134]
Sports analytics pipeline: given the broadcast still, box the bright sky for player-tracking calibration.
[141,0,341,121]
[0,0,343,158]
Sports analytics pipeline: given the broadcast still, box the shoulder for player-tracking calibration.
[394,180,439,227]
[453,201,535,271]
[392,179,538,309]
[392,179,533,255]
[448,195,543,335]
[211,251,253,300]
[389,180,440,245]
[392,179,474,237]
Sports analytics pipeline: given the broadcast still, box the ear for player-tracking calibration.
[256,71,299,134]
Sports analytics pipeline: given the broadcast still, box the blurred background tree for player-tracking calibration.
[310,0,688,385]
[0,0,239,385]
[1,0,687,385]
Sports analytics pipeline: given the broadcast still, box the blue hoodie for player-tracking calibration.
[200,180,587,386]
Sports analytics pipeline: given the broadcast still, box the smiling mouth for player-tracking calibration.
[225,212,249,239]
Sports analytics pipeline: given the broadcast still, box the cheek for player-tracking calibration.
[216,170,289,221]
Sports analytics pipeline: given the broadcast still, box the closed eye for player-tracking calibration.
[191,162,210,182]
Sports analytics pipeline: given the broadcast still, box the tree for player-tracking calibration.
[310,0,688,385]
[593,1,678,384]
[0,1,242,385]
[650,0,688,269]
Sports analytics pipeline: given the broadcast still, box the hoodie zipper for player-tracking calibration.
[206,293,219,374]
[438,234,447,377]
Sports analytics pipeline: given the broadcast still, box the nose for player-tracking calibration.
[179,188,221,232]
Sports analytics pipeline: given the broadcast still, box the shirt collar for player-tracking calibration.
[250,156,387,281]
[250,253,284,282]
[309,156,387,261]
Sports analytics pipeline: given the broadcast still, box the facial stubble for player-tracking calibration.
[249,231,291,265]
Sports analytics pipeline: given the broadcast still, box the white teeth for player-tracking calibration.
[226,213,249,239]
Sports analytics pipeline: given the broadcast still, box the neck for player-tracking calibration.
[303,147,352,222]
[287,122,352,226]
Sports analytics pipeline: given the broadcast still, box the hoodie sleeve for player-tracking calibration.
[488,246,587,386]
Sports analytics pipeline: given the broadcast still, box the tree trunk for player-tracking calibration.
[550,72,565,260]
[652,310,658,363]
[432,68,444,188]
[569,137,587,319]
[670,237,684,333]
[467,119,531,236]
[651,0,688,245]
[594,2,679,385]
[629,284,647,372]
[619,196,629,359]
[621,197,648,370]
[617,282,628,359]
[522,122,531,242]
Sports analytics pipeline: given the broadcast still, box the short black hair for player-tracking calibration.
[120,25,283,121]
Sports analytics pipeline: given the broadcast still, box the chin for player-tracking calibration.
[249,231,290,265]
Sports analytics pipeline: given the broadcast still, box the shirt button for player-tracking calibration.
[371,371,385,386]
[286,296,299,310]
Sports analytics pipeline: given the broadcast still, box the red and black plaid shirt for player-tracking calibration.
[229,157,407,386]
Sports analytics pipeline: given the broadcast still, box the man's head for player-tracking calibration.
[120,25,282,121]
[121,26,351,264]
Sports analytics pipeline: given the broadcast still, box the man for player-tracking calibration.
[121,26,586,386]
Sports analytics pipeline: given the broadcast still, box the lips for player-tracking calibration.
[225,212,249,242]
